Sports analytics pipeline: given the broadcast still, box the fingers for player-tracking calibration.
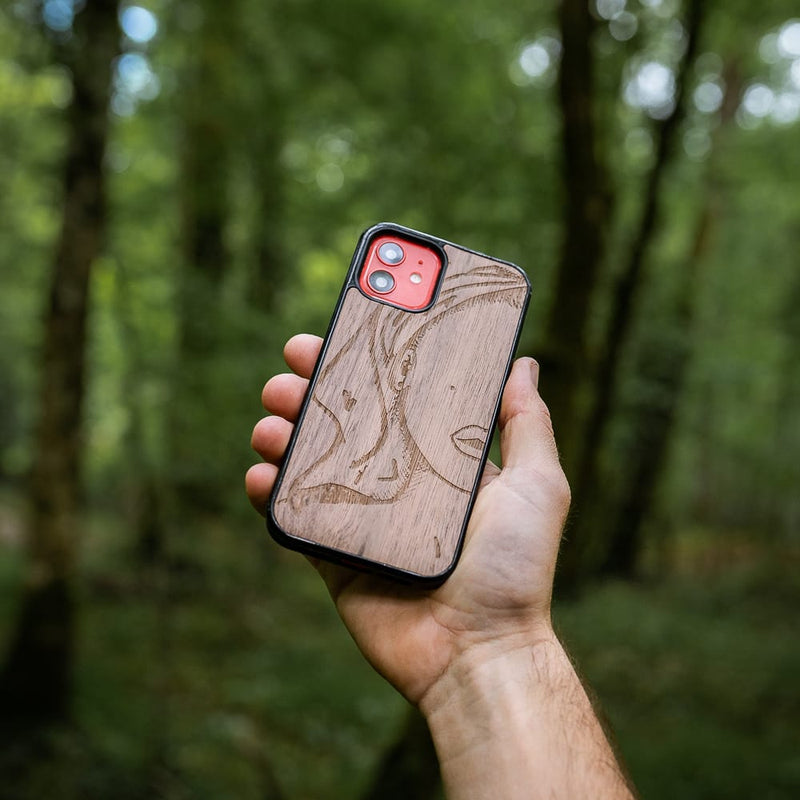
[245,462,279,515]
[248,416,293,514]
[498,358,567,491]
[261,334,324,419]
[249,333,323,516]
[262,374,309,421]
[251,415,293,462]
[284,333,323,379]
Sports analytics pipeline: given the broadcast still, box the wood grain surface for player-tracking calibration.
[272,244,529,579]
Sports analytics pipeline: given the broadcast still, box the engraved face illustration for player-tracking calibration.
[284,263,527,511]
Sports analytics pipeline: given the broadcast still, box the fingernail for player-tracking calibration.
[529,358,539,388]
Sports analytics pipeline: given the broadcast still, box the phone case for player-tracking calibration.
[268,223,530,585]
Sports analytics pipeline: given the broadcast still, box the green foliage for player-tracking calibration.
[0,10,67,479]
[1,512,406,799]
[2,512,798,798]
[557,560,800,799]
[1,0,800,795]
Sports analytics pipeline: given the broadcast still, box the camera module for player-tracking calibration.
[378,242,405,265]
[368,269,395,294]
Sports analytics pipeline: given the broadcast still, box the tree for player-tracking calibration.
[168,0,238,508]
[360,709,440,800]
[239,0,291,313]
[0,0,120,731]
[556,0,707,589]
[600,58,742,578]
[538,0,612,478]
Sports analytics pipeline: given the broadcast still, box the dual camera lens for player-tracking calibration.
[378,242,404,265]
[368,241,405,293]
[368,270,394,293]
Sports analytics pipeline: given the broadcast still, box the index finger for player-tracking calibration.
[284,334,323,379]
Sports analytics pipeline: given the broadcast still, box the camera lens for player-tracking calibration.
[378,242,405,265]
[368,269,395,294]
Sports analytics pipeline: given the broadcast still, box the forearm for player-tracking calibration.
[420,632,636,800]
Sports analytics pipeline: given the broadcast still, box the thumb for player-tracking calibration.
[498,358,564,479]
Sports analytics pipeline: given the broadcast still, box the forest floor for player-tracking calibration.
[0,500,798,800]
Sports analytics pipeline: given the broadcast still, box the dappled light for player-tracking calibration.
[42,0,75,32]
[510,35,561,86]
[114,53,159,101]
[519,41,551,78]
[777,19,800,57]
[741,18,800,127]
[119,5,157,44]
[693,80,723,113]
[624,60,676,117]
[609,12,638,41]
[315,162,344,192]
[1,0,799,798]
[743,83,777,117]
[682,126,711,160]
[594,0,638,41]
[111,5,160,117]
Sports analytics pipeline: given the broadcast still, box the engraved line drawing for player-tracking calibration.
[281,263,527,514]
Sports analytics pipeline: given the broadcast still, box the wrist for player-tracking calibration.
[418,629,567,797]
[420,623,564,713]
[418,627,636,800]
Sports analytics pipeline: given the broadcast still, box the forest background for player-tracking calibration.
[1,0,799,797]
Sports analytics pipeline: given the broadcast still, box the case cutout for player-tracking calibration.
[357,235,443,311]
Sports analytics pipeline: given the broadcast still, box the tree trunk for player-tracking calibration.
[114,256,166,565]
[600,58,741,578]
[0,0,119,732]
[169,0,235,508]
[240,12,290,316]
[248,119,288,313]
[556,0,706,590]
[600,209,708,576]
[774,251,800,541]
[538,0,611,478]
[359,707,440,800]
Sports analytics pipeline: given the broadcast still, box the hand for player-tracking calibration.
[248,337,635,799]
[246,334,571,708]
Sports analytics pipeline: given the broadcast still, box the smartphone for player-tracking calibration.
[267,223,530,585]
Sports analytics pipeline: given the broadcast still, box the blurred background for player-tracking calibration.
[1,0,799,797]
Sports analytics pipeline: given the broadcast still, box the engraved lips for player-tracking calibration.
[451,425,488,459]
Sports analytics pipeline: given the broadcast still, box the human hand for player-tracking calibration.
[246,334,571,708]
[248,336,636,800]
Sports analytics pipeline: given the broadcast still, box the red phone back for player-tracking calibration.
[270,233,530,582]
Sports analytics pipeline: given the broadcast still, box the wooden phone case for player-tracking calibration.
[268,223,530,584]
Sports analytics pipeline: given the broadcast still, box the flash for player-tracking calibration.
[410,272,422,284]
